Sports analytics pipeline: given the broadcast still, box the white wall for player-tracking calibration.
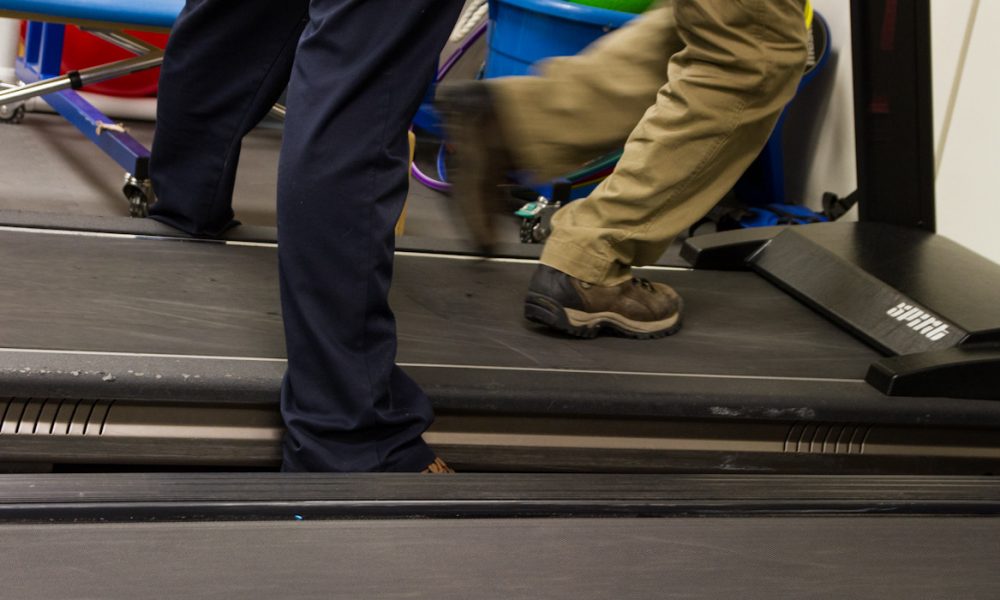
[931,0,1000,264]
[0,18,19,84]
[783,0,857,213]
[930,0,973,146]
[785,0,999,265]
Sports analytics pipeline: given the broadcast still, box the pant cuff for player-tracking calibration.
[540,237,632,286]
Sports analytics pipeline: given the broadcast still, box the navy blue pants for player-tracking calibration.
[150,0,463,471]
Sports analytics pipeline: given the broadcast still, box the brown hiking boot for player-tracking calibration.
[524,265,683,339]
[435,81,516,253]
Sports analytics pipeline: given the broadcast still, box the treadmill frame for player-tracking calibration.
[851,0,936,231]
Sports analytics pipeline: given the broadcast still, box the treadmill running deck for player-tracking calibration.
[1,226,998,471]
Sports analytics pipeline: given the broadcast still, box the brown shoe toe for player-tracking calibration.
[524,265,683,339]
[421,457,456,474]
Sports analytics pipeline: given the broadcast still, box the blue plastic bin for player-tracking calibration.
[485,0,636,78]
[482,0,833,211]
[415,0,634,138]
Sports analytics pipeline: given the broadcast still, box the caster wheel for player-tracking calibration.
[520,217,539,243]
[0,103,25,125]
[122,174,153,218]
[126,190,150,218]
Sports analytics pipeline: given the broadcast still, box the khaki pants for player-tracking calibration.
[490,0,808,284]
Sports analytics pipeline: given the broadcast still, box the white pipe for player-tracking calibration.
[0,18,19,84]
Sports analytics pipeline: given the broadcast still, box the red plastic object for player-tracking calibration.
[60,25,168,97]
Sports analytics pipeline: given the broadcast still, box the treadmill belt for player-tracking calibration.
[3,225,1000,472]
[0,227,875,378]
[5,226,1000,427]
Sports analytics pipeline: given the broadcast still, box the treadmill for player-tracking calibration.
[0,0,999,475]
[0,215,999,474]
[0,3,998,596]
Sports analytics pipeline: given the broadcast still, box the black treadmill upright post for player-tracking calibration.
[850,0,936,231]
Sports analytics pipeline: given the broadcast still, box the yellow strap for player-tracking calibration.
[804,0,814,30]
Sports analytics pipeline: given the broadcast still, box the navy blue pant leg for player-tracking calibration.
[150,0,308,236]
[278,0,463,472]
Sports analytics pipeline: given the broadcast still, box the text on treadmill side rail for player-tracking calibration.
[886,302,953,342]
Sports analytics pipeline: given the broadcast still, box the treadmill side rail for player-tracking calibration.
[867,344,1000,401]
[749,225,966,355]
[679,226,786,270]
[746,222,1000,400]
[748,223,1000,356]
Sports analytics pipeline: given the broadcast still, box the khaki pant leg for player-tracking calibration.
[542,0,808,284]
[489,5,681,180]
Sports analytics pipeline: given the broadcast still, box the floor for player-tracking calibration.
[0,107,498,238]
[0,17,501,244]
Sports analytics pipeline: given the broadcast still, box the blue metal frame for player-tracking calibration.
[15,20,150,179]
[0,0,182,29]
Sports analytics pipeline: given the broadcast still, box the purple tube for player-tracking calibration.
[411,159,452,192]
[409,21,487,192]
[438,21,488,81]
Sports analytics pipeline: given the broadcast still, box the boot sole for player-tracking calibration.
[524,292,683,340]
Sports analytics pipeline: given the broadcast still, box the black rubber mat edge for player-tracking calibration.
[0,473,998,522]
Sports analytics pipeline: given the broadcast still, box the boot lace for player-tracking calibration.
[631,277,655,292]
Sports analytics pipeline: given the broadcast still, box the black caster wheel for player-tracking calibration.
[520,217,539,243]
[0,103,25,125]
[122,174,153,218]
[126,189,150,218]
